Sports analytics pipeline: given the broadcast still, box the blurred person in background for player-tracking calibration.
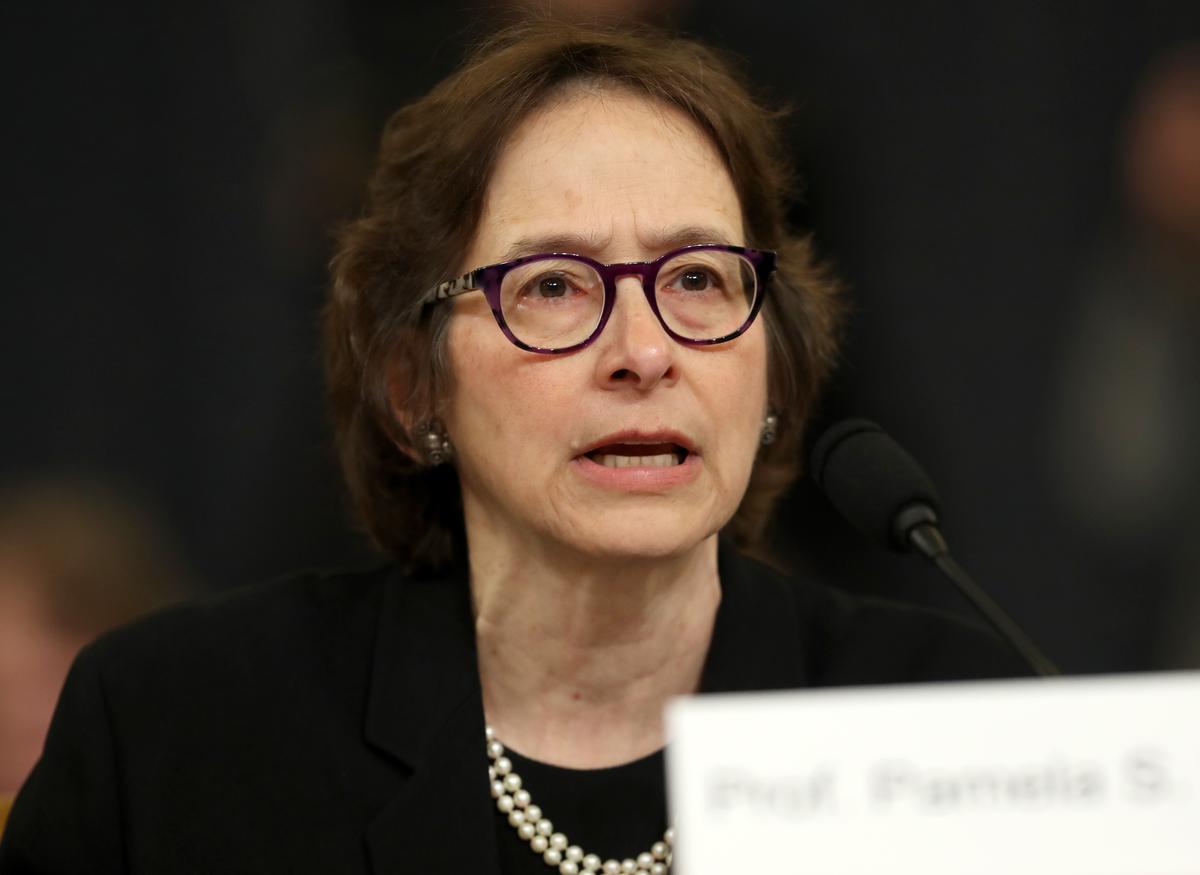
[0,480,191,834]
[1049,44,1200,667]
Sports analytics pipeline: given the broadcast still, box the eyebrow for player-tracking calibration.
[500,224,735,262]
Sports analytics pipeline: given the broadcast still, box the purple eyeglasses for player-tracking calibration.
[421,243,776,354]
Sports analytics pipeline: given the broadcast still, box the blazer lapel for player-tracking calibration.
[358,546,808,873]
[363,568,502,874]
[701,546,813,694]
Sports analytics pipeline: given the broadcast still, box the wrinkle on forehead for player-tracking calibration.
[496,94,721,187]
[468,89,744,268]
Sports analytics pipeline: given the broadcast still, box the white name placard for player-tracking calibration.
[666,672,1200,875]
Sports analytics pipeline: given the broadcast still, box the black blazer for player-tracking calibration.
[0,548,1026,874]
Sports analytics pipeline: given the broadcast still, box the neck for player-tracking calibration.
[469,533,721,769]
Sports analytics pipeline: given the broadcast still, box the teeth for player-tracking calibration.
[593,453,680,468]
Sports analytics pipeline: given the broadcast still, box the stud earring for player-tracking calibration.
[419,421,454,465]
[760,411,778,447]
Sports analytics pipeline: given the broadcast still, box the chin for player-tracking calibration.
[553,507,720,563]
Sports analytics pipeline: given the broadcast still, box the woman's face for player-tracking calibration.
[444,88,768,562]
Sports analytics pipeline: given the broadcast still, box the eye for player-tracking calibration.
[503,260,601,314]
[665,263,725,294]
[678,268,714,291]
[533,274,570,298]
[515,267,600,303]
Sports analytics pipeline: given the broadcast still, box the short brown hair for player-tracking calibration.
[325,19,842,571]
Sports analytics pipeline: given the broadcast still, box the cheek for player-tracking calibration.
[444,317,571,477]
[446,322,511,450]
[720,332,769,428]
[714,334,770,482]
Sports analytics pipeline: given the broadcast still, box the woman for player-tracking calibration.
[0,19,1022,875]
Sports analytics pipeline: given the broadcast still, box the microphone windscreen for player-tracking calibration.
[809,419,942,551]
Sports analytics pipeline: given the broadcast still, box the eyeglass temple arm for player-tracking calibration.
[425,270,480,303]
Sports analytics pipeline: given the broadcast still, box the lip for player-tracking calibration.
[571,429,701,491]
[576,429,699,458]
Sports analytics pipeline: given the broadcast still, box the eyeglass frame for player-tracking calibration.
[420,243,777,355]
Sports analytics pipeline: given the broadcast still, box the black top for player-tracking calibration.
[495,747,667,873]
[0,546,1029,874]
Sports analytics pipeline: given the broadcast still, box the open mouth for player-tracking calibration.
[583,442,689,468]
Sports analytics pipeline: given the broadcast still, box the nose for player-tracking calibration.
[593,275,677,391]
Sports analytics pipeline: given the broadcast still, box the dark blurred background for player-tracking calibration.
[4,0,1200,676]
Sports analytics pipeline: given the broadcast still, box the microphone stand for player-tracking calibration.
[810,419,1062,678]
[900,509,1060,677]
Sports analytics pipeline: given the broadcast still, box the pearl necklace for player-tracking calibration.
[486,726,674,874]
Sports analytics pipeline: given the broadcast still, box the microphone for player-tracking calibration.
[810,419,1059,676]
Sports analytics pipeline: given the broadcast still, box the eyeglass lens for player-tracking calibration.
[498,251,758,349]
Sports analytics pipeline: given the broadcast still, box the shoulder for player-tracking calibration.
[34,565,406,781]
[83,564,395,690]
[0,564,415,872]
[720,547,1032,687]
